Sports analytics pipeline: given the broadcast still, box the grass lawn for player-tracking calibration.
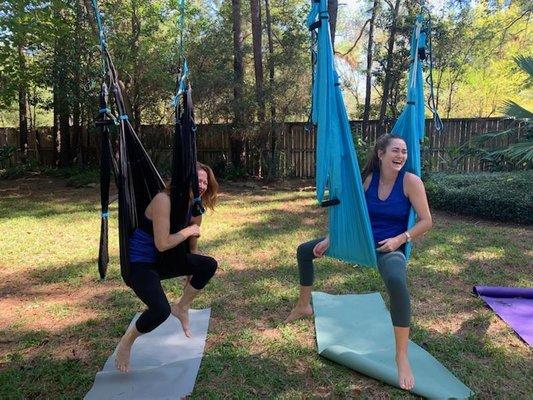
[0,175,532,399]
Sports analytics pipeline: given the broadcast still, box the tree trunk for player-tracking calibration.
[328,0,338,49]
[131,0,142,132]
[390,74,401,118]
[265,0,277,179]
[435,68,444,111]
[250,0,268,177]
[231,0,245,170]
[52,87,59,166]
[35,129,43,165]
[55,15,71,168]
[72,0,83,166]
[378,0,400,134]
[446,81,456,119]
[57,64,71,168]
[58,107,71,167]
[362,0,379,139]
[250,0,265,123]
[17,43,28,163]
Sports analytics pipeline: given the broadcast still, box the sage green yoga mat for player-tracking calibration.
[312,292,473,399]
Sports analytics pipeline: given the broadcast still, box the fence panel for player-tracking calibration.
[0,118,524,176]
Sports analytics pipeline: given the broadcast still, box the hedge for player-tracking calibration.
[425,170,533,224]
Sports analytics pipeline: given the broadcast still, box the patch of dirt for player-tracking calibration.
[432,209,533,230]
[1,175,531,398]
[0,281,121,332]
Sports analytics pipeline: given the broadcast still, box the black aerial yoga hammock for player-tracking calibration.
[91,0,204,286]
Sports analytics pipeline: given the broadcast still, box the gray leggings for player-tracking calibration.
[297,238,411,327]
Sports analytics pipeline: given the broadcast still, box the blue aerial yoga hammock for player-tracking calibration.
[307,1,434,267]
[390,15,428,260]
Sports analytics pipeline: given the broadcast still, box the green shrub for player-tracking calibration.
[0,164,99,186]
[0,145,17,168]
[43,166,100,187]
[426,171,533,224]
[0,161,39,179]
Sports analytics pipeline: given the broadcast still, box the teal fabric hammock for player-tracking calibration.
[307,2,435,267]
[390,15,428,260]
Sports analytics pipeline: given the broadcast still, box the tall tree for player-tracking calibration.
[377,0,401,133]
[0,1,32,162]
[250,0,265,123]
[54,4,71,167]
[130,0,142,131]
[231,0,245,169]
[251,0,271,177]
[362,0,379,138]
[72,0,84,165]
[264,0,276,178]
[17,40,28,162]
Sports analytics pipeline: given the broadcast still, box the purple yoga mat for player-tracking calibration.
[473,286,533,346]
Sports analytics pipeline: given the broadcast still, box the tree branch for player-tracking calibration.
[337,19,370,56]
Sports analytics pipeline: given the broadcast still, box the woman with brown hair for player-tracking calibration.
[286,134,433,391]
[115,162,219,373]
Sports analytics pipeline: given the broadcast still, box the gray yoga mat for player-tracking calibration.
[313,292,473,399]
[85,309,210,400]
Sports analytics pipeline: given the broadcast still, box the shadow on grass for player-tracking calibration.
[0,288,140,399]
[200,207,326,253]
[218,190,313,204]
[0,257,121,297]
[0,186,103,221]
[1,255,531,399]
[2,178,531,398]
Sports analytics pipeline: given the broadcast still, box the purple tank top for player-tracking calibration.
[365,170,411,246]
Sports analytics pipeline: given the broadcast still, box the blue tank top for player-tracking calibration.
[128,207,194,263]
[129,214,158,263]
[365,170,411,246]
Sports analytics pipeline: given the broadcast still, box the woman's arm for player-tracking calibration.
[404,173,433,240]
[189,214,203,254]
[376,173,432,252]
[150,193,200,252]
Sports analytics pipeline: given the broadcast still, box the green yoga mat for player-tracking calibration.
[312,292,473,399]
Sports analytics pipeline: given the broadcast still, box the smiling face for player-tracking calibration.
[378,138,408,172]
[197,168,208,196]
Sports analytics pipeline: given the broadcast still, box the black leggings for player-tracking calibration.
[130,253,217,333]
[297,238,411,327]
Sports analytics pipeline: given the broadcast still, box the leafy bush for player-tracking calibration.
[43,166,100,187]
[426,171,533,224]
[0,162,39,179]
[0,145,17,168]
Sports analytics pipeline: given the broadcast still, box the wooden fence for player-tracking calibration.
[0,118,524,177]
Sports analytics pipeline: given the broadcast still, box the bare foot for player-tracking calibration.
[285,304,313,323]
[115,336,133,373]
[396,354,415,390]
[172,304,192,337]
[180,275,192,289]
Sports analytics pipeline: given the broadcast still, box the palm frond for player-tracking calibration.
[514,55,533,79]
[490,140,533,163]
[502,100,533,120]
[495,140,533,164]
[473,127,517,144]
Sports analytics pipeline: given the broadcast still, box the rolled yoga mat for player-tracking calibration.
[85,309,210,400]
[312,292,473,399]
[473,285,533,346]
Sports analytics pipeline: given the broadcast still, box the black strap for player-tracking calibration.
[309,14,329,31]
[309,20,321,31]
